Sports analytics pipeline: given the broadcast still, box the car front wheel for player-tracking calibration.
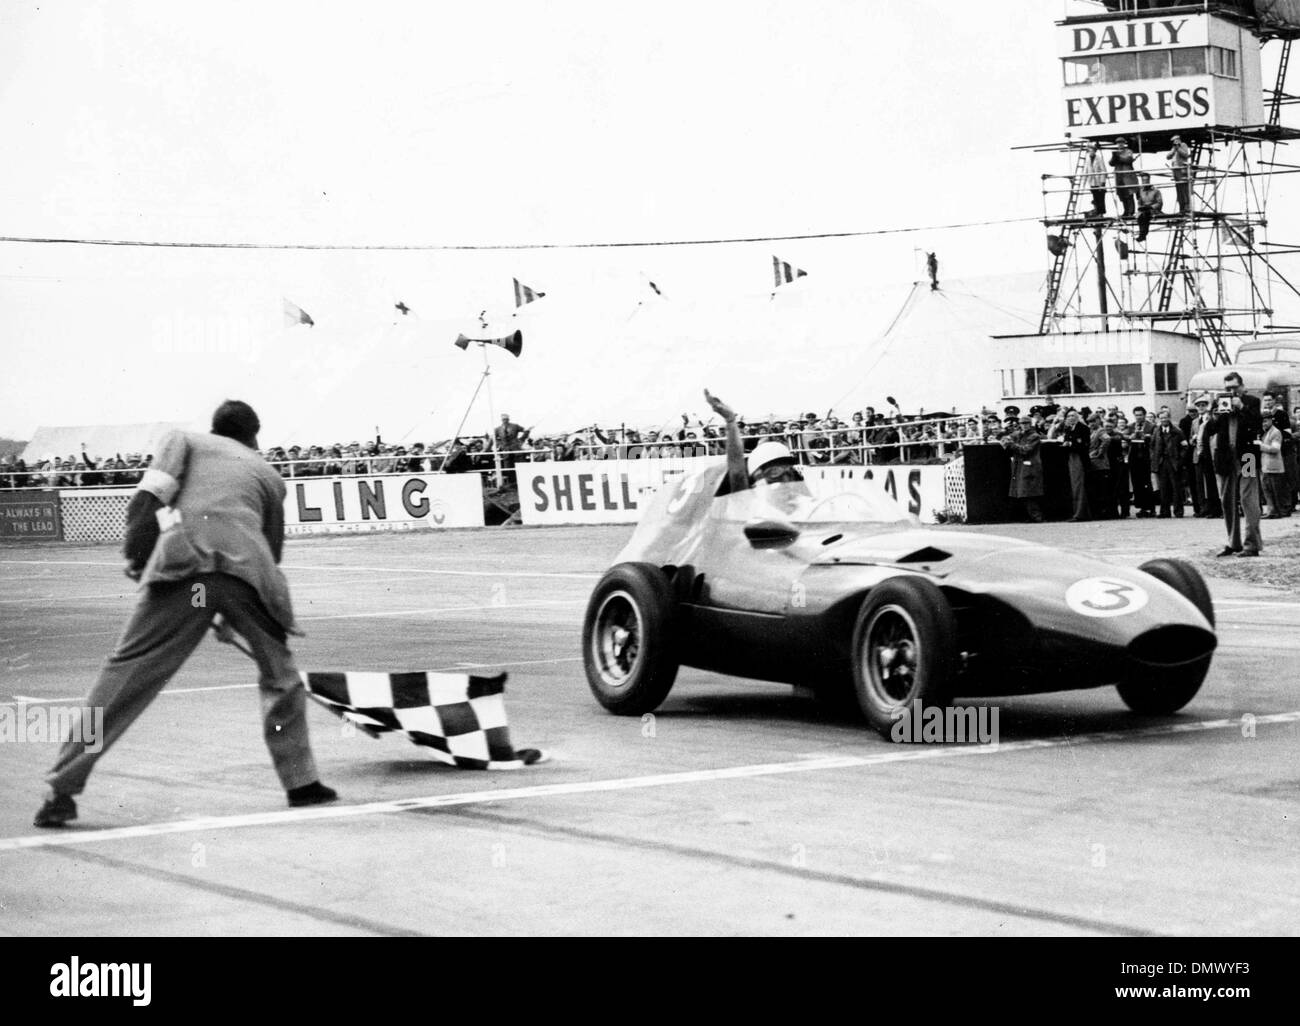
[1117,558,1215,715]
[851,576,958,736]
[583,562,679,715]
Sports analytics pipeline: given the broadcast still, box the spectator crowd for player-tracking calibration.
[5,396,1298,524]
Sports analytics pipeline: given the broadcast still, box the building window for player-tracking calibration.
[1108,363,1143,392]
[1066,47,1210,86]
[1137,50,1172,80]
[1170,46,1207,77]
[1154,362,1179,391]
[1073,365,1108,394]
[1211,46,1238,79]
[1030,366,1073,395]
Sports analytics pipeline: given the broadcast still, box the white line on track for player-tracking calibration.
[0,593,136,605]
[1,656,584,706]
[0,558,599,580]
[285,562,599,580]
[298,598,584,622]
[3,711,1297,853]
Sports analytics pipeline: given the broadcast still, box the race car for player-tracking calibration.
[581,460,1217,734]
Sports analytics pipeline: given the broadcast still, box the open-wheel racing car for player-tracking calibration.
[581,461,1217,734]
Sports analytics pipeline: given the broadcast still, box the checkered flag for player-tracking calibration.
[301,670,546,770]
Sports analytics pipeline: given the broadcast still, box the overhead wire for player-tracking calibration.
[0,216,1040,252]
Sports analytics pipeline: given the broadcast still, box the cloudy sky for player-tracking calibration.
[1,0,1294,443]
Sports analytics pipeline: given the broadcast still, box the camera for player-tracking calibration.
[1216,393,1233,413]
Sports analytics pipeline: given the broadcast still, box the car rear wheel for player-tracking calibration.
[1116,558,1214,715]
[583,562,679,715]
[851,576,957,736]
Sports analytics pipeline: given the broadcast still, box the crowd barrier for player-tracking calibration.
[9,474,485,543]
[6,448,1092,543]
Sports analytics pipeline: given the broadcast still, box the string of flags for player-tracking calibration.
[287,259,809,341]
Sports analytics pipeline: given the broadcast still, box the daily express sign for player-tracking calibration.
[1060,14,1211,136]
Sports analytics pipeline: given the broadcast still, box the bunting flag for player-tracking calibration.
[394,300,411,315]
[301,670,547,769]
[772,255,808,288]
[642,273,663,297]
[513,278,546,307]
[1219,220,1255,247]
[283,298,315,327]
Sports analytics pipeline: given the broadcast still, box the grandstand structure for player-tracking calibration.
[1035,0,1300,368]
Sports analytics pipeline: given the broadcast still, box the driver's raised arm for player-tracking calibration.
[704,389,749,494]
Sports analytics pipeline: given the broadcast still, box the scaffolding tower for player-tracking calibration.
[1038,1,1300,365]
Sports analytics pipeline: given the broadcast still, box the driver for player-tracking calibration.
[705,389,811,513]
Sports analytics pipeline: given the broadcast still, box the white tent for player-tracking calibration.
[22,421,195,464]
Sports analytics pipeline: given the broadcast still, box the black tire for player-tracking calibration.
[850,576,958,736]
[583,562,679,715]
[1137,557,1215,627]
[1116,558,1214,715]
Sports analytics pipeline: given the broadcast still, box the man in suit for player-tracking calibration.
[1128,405,1157,517]
[1208,372,1263,557]
[1150,409,1187,518]
[1177,401,1199,515]
[36,400,336,827]
[1188,393,1222,518]
[1062,408,1092,521]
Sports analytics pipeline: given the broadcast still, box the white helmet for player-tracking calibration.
[746,441,796,478]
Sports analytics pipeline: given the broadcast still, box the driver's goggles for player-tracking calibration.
[755,463,804,485]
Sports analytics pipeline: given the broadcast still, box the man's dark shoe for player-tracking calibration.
[34,793,77,828]
[1215,546,1239,557]
[287,782,338,808]
[1237,549,1260,558]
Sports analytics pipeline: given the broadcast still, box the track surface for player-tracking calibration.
[1,517,1297,936]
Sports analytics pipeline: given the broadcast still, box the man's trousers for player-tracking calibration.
[1216,467,1263,554]
[46,573,319,797]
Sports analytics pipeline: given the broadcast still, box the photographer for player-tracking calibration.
[1207,371,1263,557]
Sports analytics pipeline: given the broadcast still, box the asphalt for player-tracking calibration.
[0,516,1297,936]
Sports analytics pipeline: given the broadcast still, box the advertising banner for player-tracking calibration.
[0,489,63,541]
[284,474,484,535]
[518,458,950,525]
[518,458,715,526]
[1059,13,1216,136]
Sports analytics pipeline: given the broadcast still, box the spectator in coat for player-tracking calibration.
[1167,135,1192,214]
[1262,394,1295,516]
[1188,394,1222,517]
[1087,414,1113,518]
[1061,409,1092,521]
[1135,173,1164,243]
[1084,140,1109,218]
[1259,409,1289,518]
[1128,406,1156,517]
[1150,409,1187,517]
[1110,138,1138,217]
[1000,414,1044,522]
[1107,414,1131,518]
